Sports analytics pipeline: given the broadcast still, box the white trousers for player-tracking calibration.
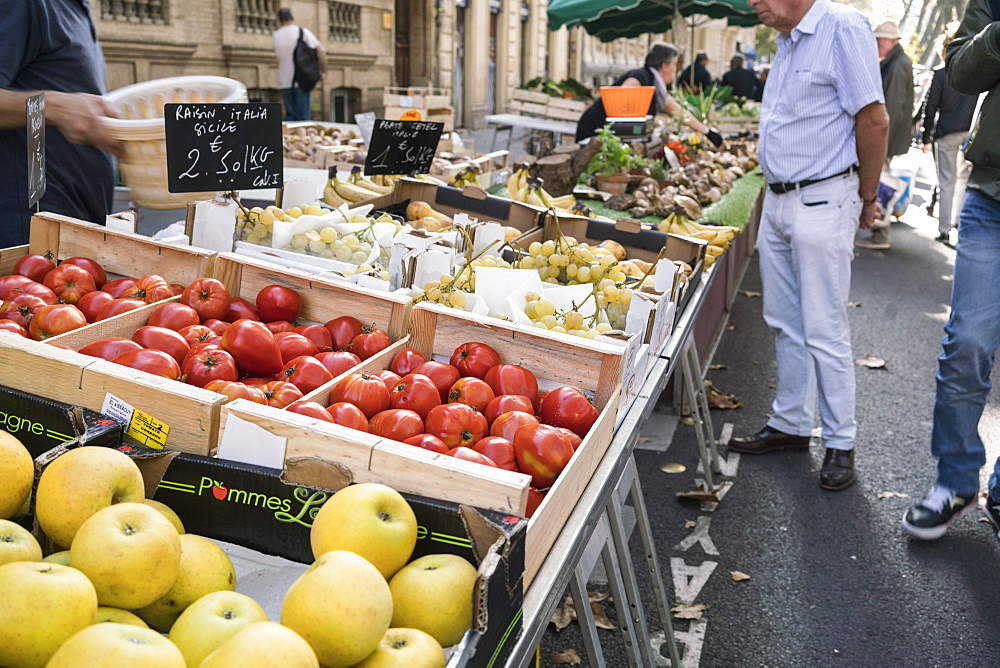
[933,130,971,235]
[757,173,862,451]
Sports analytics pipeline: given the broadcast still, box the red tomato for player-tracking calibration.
[278,355,334,394]
[224,297,259,322]
[221,319,284,376]
[315,350,362,378]
[389,373,441,420]
[204,380,268,405]
[126,274,174,304]
[556,427,583,451]
[525,486,546,519]
[447,377,495,413]
[177,324,217,347]
[181,348,238,388]
[180,278,231,322]
[76,289,115,323]
[0,319,28,337]
[182,341,222,366]
[390,348,427,376]
[0,274,36,300]
[102,277,138,299]
[369,409,424,442]
[168,283,185,297]
[274,332,319,364]
[424,403,487,449]
[484,395,535,424]
[0,294,47,329]
[13,254,56,283]
[539,386,600,438]
[43,264,96,304]
[28,304,87,340]
[132,326,191,365]
[447,447,498,467]
[294,324,332,352]
[147,302,200,331]
[327,402,369,431]
[61,257,107,289]
[490,410,540,443]
[258,380,304,408]
[323,315,363,350]
[285,400,335,422]
[403,433,450,454]
[484,364,539,407]
[241,377,271,387]
[256,285,302,323]
[265,320,296,335]
[6,280,58,305]
[413,360,461,403]
[350,326,392,361]
[513,423,575,488]
[78,338,143,361]
[450,342,502,379]
[95,298,146,322]
[203,319,229,335]
[473,437,519,472]
[111,349,182,380]
[373,369,402,391]
[329,373,390,419]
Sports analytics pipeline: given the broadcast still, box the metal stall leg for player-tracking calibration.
[491,124,513,151]
[679,340,720,484]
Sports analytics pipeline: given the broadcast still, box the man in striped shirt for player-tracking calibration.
[729,0,888,491]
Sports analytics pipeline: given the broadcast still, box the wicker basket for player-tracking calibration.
[101,76,248,209]
[599,86,655,118]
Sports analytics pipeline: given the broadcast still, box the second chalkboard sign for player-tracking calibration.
[164,102,283,193]
[26,93,45,208]
[364,119,444,176]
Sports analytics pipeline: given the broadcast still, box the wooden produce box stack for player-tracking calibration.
[383,86,454,132]
[220,302,623,587]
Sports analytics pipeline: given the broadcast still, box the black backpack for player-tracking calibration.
[293,27,322,92]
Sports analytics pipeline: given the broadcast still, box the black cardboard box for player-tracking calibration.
[0,385,123,458]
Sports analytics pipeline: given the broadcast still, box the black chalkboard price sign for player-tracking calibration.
[164,102,283,193]
[364,119,444,176]
[26,93,45,207]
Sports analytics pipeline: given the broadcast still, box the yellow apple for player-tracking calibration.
[70,502,181,609]
[0,518,42,564]
[353,627,447,668]
[0,561,97,667]
[35,445,145,548]
[42,549,72,565]
[389,554,478,647]
[142,498,186,534]
[282,550,393,667]
[137,533,236,632]
[169,590,269,668]
[97,606,149,627]
[0,430,33,519]
[200,621,318,668]
[310,482,417,579]
[47,622,185,667]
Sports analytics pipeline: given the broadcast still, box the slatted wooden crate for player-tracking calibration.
[383,86,452,109]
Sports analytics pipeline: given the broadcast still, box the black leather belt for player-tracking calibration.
[768,165,858,194]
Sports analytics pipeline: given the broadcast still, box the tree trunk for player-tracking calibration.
[532,154,576,197]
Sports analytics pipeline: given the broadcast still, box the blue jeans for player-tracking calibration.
[281,87,311,121]
[932,189,1000,498]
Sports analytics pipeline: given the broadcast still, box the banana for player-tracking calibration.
[507,163,531,196]
[414,173,448,187]
[704,244,724,257]
[349,167,393,195]
[334,180,380,203]
[549,194,578,209]
[524,178,551,209]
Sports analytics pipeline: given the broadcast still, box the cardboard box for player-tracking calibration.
[0,385,123,459]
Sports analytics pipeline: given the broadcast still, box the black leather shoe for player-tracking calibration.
[729,426,810,454]
[819,448,856,491]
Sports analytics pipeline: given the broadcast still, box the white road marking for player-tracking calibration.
[694,478,734,512]
[674,515,719,555]
[670,557,718,604]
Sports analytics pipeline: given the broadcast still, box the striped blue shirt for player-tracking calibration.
[758,0,884,184]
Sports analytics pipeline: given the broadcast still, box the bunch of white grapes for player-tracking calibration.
[237,203,329,247]
[522,280,633,337]
[413,254,514,309]
[515,237,628,286]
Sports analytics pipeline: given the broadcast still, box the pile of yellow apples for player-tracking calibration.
[0,431,475,667]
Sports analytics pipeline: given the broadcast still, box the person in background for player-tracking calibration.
[730,0,888,492]
[679,52,713,93]
[920,24,977,244]
[902,0,1000,540]
[575,43,723,146]
[753,65,770,101]
[720,54,760,99]
[0,0,122,248]
[272,7,326,121]
[857,20,913,250]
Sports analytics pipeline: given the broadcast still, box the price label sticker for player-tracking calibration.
[126,409,170,449]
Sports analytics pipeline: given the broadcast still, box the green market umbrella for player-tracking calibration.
[548,0,759,42]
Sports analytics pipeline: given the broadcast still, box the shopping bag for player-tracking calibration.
[293,28,322,92]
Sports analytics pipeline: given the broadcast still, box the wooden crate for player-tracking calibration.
[383,106,455,132]
[0,245,29,275]
[222,302,623,588]
[383,87,452,109]
[545,97,589,121]
[511,89,552,105]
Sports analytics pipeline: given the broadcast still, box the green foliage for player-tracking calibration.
[521,76,592,101]
[682,85,733,123]
[585,125,645,177]
[697,168,766,228]
[755,25,778,59]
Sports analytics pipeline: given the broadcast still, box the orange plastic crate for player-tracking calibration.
[599,86,655,118]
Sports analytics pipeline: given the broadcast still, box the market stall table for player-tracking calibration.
[482,114,578,152]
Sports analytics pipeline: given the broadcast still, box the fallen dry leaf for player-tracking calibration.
[685,520,698,528]
[847,301,862,308]
[637,436,651,444]
[677,484,723,503]
[731,571,751,581]
[855,354,887,369]
[708,363,729,370]
[660,462,687,474]
[877,491,910,499]
[726,322,738,331]
[553,649,582,665]
[705,381,742,409]
[591,601,614,630]
[551,597,575,631]
[740,290,762,298]
[588,590,611,603]
[850,556,857,560]
[551,592,614,632]
[680,416,696,426]
[671,603,708,620]
[779,526,788,531]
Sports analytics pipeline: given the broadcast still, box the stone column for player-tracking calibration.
[548,27,569,82]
